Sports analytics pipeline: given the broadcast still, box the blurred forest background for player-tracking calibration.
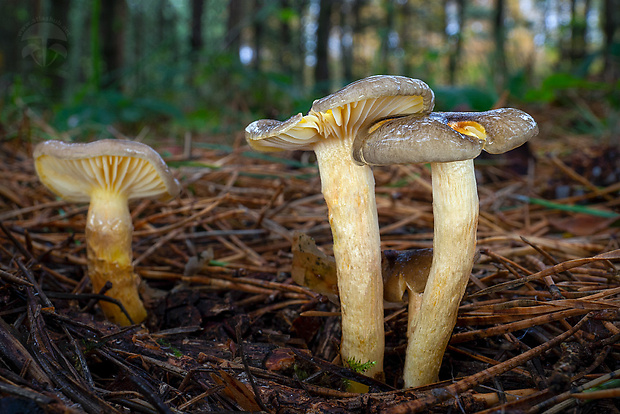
[1,0,619,145]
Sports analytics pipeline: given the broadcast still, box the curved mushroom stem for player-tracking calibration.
[403,159,478,387]
[407,291,424,342]
[314,137,384,380]
[86,189,147,326]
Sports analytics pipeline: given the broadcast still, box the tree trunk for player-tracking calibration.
[252,0,262,70]
[446,0,466,85]
[190,0,205,55]
[570,0,589,70]
[99,0,125,89]
[226,0,243,61]
[292,0,307,83]
[400,0,413,76]
[157,0,178,63]
[602,0,620,82]
[315,0,333,95]
[380,0,395,74]
[279,0,291,73]
[339,0,354,82]
[90,0,102,90]
[47,0,70,97]
[492,0,506,90]
[133,4,143,90]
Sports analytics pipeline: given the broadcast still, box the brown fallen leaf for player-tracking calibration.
[291,231,338,299]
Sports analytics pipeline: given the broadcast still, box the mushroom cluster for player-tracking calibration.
[354,103,538,387]
[247,75,538,386]
[34,139,180,326]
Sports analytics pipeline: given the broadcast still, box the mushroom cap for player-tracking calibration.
[352,113,485,165]
[439,108,539,154]
[245,113,320,152]
[245,75,435,152]
[34,139,181,203]
[310,75,434,114]
[353,108,538,166]
[382,248,433,302]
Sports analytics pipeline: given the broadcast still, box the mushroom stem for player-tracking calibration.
[407,291,424,342]
[314,136,384,380]
[86,189,147,326]
[403,159,478,387]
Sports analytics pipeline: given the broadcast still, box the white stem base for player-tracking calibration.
[314,137,384,380]
[403,160,478,387]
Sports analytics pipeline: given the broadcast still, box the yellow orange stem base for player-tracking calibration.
[86,189,147,326]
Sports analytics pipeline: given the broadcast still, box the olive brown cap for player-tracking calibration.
[353,108,539,166]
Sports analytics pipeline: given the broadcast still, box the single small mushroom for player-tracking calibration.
[246,76,434,379]
[34,139,180,326]
[382,248,432,341]
[353,107,538,387]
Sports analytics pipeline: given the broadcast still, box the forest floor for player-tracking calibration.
[0,105,619,413]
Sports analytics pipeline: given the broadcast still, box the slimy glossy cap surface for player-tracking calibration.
[353,108,539,166]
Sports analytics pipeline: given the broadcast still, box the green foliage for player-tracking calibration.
[293,364,310,381]
[181,108,221,133]
[433,85,498,111]
[156,339,183,358]
[506,70,532,102]
[342,359,376,393]
[3,0,616,144]
[52,89,183,135]
[0,76,52,141]
[585,379,620,394]
[345,358,376,374]
[524,72,620,137]
[513,195,620,219]
[179,51,312,135]
[277,6,298,23]
[525,73,613,104]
